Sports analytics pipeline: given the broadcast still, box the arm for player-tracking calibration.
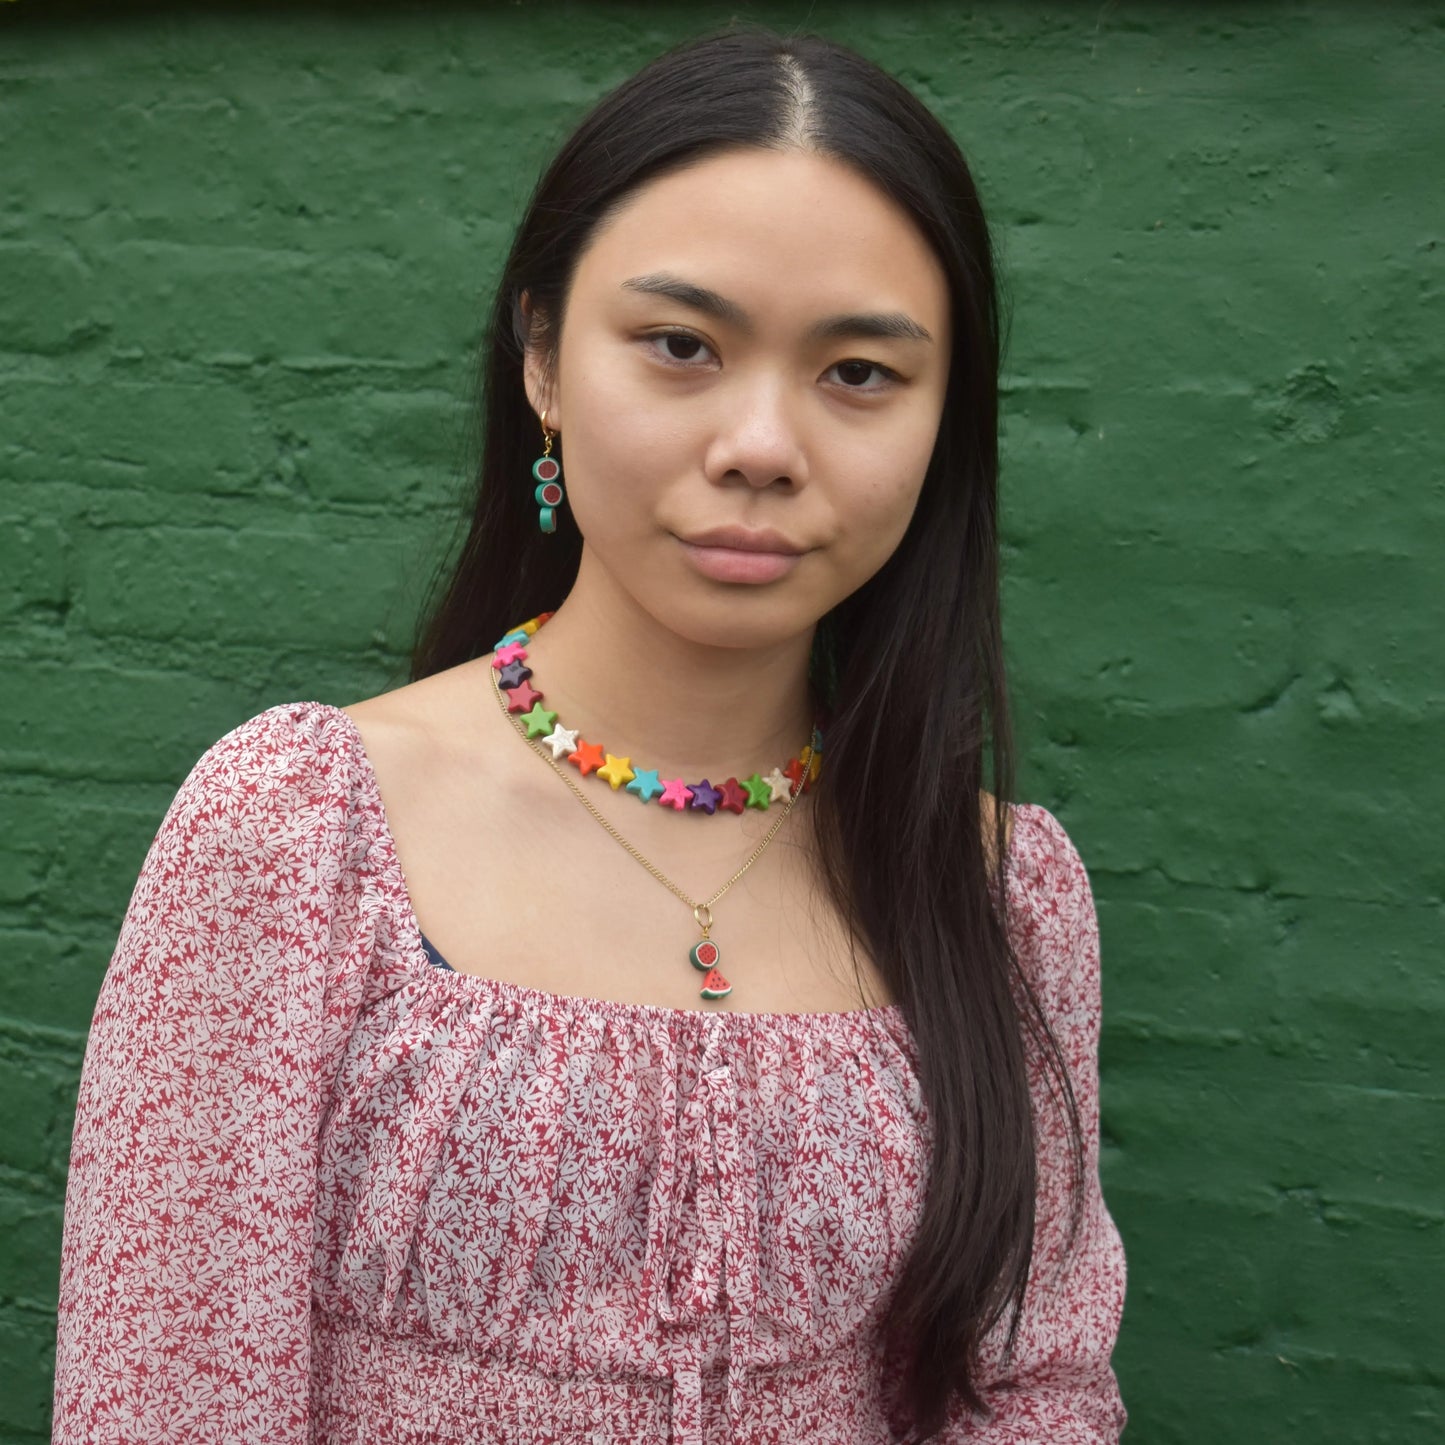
[945,805,1128,1442]
[52,705,373,1443]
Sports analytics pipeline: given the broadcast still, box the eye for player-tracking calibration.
[643,330,716,366]
[641,329,900,394]
[827,359,899,393]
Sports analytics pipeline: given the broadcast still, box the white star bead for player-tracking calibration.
[764,767,792,803]
[540,723,580,760]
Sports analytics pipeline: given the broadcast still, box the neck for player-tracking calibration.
[516,554,818,786]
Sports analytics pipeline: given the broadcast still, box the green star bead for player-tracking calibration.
[742,772,773,809]
[521,702,559,739]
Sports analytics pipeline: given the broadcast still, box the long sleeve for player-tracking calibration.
[943,805,1128,1442]
[52,705,376,1443]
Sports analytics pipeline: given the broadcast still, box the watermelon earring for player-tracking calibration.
[532,411,564,534]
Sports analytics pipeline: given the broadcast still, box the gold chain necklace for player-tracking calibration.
[489,663,816,1002]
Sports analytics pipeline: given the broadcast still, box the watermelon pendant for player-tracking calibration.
[689,938,721,973]
[699,967,732,1000]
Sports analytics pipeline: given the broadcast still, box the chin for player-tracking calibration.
[647,583,826,653]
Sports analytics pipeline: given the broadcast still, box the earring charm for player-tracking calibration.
[533,410,564,533]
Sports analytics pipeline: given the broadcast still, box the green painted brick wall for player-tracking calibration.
[2,2,1441,1439]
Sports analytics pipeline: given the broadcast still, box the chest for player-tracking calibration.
[310,972,930,1386]
[391,763,894,1016]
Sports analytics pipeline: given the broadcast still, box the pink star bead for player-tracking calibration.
[658,777,694,811]
[494,641,528,667]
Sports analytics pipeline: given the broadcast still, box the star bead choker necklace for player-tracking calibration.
[491,613,823,812]
[489,612,824,1001]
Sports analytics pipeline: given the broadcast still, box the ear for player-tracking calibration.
[519,289,561,431]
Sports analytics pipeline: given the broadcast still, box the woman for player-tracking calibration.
[53,23,1126,1444]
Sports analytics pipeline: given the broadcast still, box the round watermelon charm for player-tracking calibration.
[689,938,720,973]
[699,967,732,1000]
[532,456,562,484]
[534,478,565,508]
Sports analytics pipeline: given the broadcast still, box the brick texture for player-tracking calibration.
[1,3,1441,1440]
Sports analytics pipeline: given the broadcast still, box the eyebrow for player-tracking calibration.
[620,271,935,345]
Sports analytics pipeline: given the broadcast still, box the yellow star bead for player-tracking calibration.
[596,754,636,791]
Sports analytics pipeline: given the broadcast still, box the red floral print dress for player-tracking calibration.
[52,703,1126,1443]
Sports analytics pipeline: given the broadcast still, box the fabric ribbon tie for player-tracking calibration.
[640,1060,761,1445]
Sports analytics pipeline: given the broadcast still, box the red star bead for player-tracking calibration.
[506,679,543,713]
[783,756,807,794]
[717,778,747,814]
[567,738,605,775]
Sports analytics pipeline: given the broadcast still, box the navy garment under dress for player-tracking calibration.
[418,933,454,972]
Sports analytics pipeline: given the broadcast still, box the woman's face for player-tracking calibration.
[524,145,953,650]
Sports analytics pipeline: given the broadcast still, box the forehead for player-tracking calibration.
[574,147,951,334]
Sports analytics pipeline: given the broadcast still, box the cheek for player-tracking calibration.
[832,437,933,559]
[559,346,680,496]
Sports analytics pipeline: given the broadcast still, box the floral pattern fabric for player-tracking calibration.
[53,702,1126,1443]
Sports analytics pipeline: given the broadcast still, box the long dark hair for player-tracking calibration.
[412,23,1081,1441]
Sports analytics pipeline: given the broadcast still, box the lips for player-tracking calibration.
[672,522,812,584]
[677,525,807,555]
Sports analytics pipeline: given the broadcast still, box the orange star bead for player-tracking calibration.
[567,738,606,776]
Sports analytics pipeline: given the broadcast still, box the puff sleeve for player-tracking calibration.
[943,805,1129,1442]
[52,704,376,1442]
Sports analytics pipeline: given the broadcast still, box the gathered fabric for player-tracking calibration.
[53,703,1126,1443]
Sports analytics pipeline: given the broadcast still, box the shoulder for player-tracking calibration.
[160,701,373,870]
[1000,803,1103,1034]
[116,703,384,983]
[179,701,364,805]
[1005,803,1093,907]
[341,659,506,799]
[104,704,395,1060]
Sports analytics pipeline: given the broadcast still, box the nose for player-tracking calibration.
[702,373,808,491]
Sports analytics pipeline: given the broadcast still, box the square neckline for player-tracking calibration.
[328,702,916,1033]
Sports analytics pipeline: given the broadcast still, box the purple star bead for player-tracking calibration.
[688,779,723,815]
[496,659,533,689]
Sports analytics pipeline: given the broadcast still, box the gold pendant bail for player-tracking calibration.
[693,903,713,937]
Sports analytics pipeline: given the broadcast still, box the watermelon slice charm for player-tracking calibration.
[690,905,729,999]
[699,967,732,1000]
